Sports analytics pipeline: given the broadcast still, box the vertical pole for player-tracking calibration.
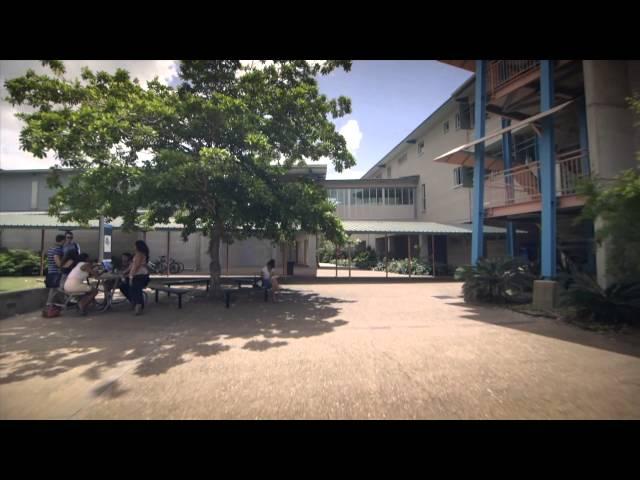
[226,241,229,275]
[540,60,556,279]
[407,235,412,278]
[39,228,45,276]
[385,233,389,279]
[348,241,351,278]
[501,117,516,257]
[195,233,201,272]
[432,235,436,278]
[471,60,487,265]
[335,243,338,278]
[578,96,590,176]
[166,230,170,277]
[98,216,105,262]
[282,243,286,276]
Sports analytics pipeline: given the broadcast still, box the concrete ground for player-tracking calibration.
[1,280,639,419]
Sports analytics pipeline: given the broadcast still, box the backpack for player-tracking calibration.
[42,305,61,318]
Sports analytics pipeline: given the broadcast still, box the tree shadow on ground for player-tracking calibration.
[442,297,640,359]
[0,289,352,390]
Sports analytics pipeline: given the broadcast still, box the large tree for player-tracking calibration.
[5,60,355,290]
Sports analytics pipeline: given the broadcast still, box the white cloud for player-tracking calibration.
[339,119,363,155]
[0,60,177,170]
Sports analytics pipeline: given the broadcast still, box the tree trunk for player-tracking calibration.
[208,222,223,295]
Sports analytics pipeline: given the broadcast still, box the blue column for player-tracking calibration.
[578,96,590,176]
[540,60,556,278]
[471,60,487,265]
[501,118,516,257]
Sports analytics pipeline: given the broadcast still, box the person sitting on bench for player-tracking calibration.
[64,253,100,315]
[262,259,280,301]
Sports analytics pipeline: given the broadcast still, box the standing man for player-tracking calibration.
[45,234,66,307]
[63,230,81,255]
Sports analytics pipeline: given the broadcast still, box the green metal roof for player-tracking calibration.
[1,212,516,236]
[0,212,183,231]
[341,220,512,235]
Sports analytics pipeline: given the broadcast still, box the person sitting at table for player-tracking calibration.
[59,249,80,290]
[118,252,133,302]
[262,259,280,301]
[129,241,151,316]
[64,253,100,315]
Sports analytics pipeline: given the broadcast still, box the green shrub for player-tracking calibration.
[371,258,432,275]
[0,249,41,276]
[560,272,640,325]
[461,257,534,304]
[353,247,378,269]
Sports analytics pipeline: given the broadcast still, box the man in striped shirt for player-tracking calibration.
[45,234,66,306]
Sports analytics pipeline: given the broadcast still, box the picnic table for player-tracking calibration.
[148,275,265,309]
[220,275,265,308]
[91,272,123,312]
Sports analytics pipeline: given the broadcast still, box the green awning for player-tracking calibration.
[0,212,183,231]
[341,220,516,235]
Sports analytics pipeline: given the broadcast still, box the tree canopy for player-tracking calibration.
[5,60,356,288]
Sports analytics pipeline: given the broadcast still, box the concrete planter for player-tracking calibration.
[0,288,48,319]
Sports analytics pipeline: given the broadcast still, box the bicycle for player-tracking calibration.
[150,256,184,274]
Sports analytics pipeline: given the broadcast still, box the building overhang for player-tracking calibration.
[342,220,523,235]
[433,100,574,166]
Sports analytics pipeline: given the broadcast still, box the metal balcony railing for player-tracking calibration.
[488,60,540,97]
[484,149,589,209]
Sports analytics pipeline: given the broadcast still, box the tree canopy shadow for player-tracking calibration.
[0,289,352,392]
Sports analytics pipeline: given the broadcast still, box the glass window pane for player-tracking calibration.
[363,188,370,204]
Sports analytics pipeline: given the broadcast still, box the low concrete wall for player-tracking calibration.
[0,288,48,319]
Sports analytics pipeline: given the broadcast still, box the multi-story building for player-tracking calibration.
[325,60,639,287]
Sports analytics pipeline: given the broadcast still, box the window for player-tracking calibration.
[363,188,370,205]
[417,140,425,156]
[421,183,426,211]
[455,113,461,130]
[453,167,463,187]
[376,187,383,204]
[453,167,473,188]
[385,187,396,205]
[443,120,450,134]
[30,179,38,210]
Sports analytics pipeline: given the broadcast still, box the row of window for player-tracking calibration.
[327,187,416,206]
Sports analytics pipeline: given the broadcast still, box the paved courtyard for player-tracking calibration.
[1,280,639,419]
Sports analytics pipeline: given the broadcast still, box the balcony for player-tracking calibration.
[484,149,589,218]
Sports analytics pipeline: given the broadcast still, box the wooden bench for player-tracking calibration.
[161,278,210,291]
[149,285,195,309]
[221,277,271,308]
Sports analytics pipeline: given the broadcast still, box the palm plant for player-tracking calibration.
[560,272,640,324]
[460,257,535,304]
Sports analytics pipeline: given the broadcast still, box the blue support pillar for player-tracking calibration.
[471,60,487,265]
[501,118,516,257]
[578,96,590,176]
[540,60,556,278]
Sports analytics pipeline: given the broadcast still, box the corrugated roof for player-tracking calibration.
[0,212,183,231]
[1,213,516,236]
[342,220,511,235]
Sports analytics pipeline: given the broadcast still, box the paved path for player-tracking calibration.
[1,282,639,419]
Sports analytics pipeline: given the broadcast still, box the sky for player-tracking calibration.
[0,60,472,179]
